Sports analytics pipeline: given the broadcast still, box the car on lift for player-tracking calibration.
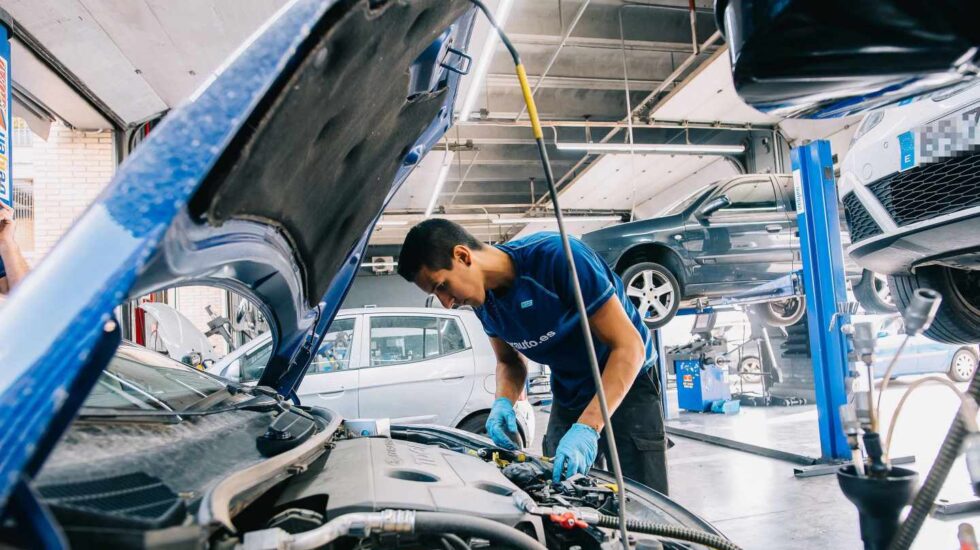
[209,306,536,445]
[0,1,734,548]
[582,174,892,328]
[840,81,980,344]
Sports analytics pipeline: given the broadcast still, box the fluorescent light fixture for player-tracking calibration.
[554,142,745,155]
[458,0,514,122]
[492,216,621,224]
[424,154,453,218]
[376,220,408,226]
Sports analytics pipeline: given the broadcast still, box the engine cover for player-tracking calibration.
[276,437,526,523]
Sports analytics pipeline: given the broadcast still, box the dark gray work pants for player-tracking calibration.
[542,368,670,495]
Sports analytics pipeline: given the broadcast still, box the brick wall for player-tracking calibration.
[30,122,115,260]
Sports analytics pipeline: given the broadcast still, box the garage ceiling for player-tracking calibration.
[2,0,283,130]
[5,0,826,248]
[381,0,764,245]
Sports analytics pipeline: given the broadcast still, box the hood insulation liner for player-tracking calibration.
[190,0,470,306]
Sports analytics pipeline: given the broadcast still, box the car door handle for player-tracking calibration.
[765,224,782,233]
[441,376,465,382]
[318,390,345,397]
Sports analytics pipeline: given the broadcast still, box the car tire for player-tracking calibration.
[889,266,980,344]
[748,297,806,327]
[947,348,978,383]
[853,269,898,314]
[457,412,527,448]
[620,262,681,329]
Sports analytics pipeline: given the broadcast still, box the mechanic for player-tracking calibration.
[0,203,30,297]
[398,219,668,494]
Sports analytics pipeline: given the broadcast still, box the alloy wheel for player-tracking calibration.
[626,269,676,324]
[872,272,894,307]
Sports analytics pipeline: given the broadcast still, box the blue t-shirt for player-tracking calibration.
[474,232,655,409]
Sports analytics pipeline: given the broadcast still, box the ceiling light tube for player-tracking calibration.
[492,216,621,224]
[424,156,453,218]
[554,142,745,155]
[458,0,515,122]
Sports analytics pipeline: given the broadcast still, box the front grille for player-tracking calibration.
[867,152,980,226]
[842,193,883,242]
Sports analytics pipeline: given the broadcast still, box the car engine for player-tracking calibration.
[227,424,728,550]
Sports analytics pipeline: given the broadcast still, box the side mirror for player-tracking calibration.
[698,196,732,218]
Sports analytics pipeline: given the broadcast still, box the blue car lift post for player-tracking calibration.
[656,140,914,476]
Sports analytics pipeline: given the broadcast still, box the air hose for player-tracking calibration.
[595,514,743,550]
[414,512,545,550]
[888,365,980,550]
[464,1,632,546]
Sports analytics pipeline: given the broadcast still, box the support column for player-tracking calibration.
[792,140,851,461]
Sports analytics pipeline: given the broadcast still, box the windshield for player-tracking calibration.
[663,186,713,216]
[84,343,226,411]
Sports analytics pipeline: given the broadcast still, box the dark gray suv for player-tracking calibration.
[584,174,833,328]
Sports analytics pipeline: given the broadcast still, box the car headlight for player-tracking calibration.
[850,110,885,146]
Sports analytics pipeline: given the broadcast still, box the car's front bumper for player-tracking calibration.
[842,149,980,273]
[846,205,980,274]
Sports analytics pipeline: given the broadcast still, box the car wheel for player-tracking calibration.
[738,356,763,383]
[853,269,898,314]
[947,348,978,383]
[620,262,681,329]
[457,412,527,448]
[889,266,980,344]
[748,297,806,327]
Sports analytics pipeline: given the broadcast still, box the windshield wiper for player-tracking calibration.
[78,393,284,421]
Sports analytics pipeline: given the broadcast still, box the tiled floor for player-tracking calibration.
[530,374,978,549]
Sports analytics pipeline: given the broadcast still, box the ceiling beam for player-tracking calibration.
[505,34,719,55]
[486,73,663,91]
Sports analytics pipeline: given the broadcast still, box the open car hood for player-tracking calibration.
[0,0,475,515]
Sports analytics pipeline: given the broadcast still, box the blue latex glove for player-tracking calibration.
[552,423,600,483]
[486,397,520,450]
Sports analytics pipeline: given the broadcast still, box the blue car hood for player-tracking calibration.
[0,0,474,513]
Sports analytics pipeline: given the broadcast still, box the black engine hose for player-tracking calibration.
[414,512,545,550]
[596,514,743,550]
[889,365,980,550]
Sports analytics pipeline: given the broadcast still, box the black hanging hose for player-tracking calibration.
[889,366,980,550]
[414,512,545,550]
[463,1,632,546]
[595,514,743,550]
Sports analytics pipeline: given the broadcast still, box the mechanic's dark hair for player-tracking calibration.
[398,219,484,282]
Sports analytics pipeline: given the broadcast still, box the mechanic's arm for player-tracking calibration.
[490,336,528,403]
[576,296,646,432]
[484,337,528,449]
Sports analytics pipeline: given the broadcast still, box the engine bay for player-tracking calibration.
[30,404,727,550]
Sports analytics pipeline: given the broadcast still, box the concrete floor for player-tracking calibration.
[529,374,978,549]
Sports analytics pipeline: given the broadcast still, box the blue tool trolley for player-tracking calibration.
[676,359,730,412]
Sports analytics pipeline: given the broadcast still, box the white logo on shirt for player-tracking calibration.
[508,331,556,351]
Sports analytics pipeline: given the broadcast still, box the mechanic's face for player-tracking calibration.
[415,246,486,308]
